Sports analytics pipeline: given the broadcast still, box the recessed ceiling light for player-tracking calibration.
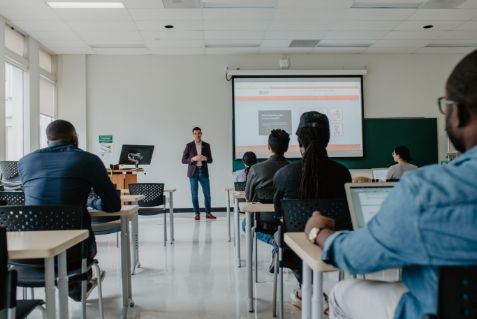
[423,25,434,29]
[164,25,174,29]
[47,2,125,9]
[90,43,146,49]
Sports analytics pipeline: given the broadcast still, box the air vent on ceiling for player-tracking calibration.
[426,43,477,48]
[288,40,320,48]
[351,1,422,9]
[162,0,201,8]
[205,43,260,48]
[90,43,147,49]
[318,43,371,48]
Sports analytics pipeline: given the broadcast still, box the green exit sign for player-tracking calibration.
[98,135,113,143]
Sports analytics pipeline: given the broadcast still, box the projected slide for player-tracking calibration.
[233,77,364,159]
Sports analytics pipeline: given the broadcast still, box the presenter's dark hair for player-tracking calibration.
[268,129,290,156]
[446,49,477,115]
[394,145,412,162]
[192,127,201,132]
[296,114,330,199]
[46,119,76,141]
[242,152,257,176]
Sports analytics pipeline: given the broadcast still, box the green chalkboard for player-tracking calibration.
[233,118,438,171]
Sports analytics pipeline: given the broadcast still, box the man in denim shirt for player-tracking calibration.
[305,49,477,319]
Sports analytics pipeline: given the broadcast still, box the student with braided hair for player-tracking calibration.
[273,111,351,308]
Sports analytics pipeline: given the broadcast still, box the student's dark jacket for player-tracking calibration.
[245,154,288,201]
[181,141,213,177]
[18,142,121,261]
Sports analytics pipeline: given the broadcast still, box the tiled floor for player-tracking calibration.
[26,212,396,319]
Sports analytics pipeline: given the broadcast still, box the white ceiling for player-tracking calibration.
[1,0,477,55]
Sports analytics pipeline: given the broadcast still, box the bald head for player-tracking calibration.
[46,120,78,147]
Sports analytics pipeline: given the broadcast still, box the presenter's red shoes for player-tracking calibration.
[205,213,217,219]
[194,214,200,221]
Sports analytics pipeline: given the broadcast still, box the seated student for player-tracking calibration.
[233,151,257,183]
[241,129,290,247]
[274,111,351,308]
[386,145,418,180]
[18,119,121,301]
[304,49,477,319]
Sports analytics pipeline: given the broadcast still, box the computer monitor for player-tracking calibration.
[372,168,388,182]
[345,182,396,229]
[118,145,154,168]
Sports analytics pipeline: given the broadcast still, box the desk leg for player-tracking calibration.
[58,252,69,319]
[226,190,231,242]
[169,192,174,244]
[120,216,133,318]
[44,257,56,319]
[235,198,241,268]
[302,263,312,319]
[312,271,323,319]
[131,213,139,274]
[246,211,254,313]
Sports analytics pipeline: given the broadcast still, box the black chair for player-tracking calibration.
[0,227,44,319]
[88,191,121,247]
[128,183,168,246]
[422,266,477,319]
[272,198,351,318]
[0,192,25,206]
[234,182,246,192]
[0,161,22,191]
[0,205,104,319]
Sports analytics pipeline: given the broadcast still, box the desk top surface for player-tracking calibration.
[225,187,235,192]
[284,233,336,272]
[7,230,89,259]
[233,191,245,199]
[107,168,144,174]
[239,202,274,213]
[120,188,176,194]
[121,194,145,202]
[89,204,138,217]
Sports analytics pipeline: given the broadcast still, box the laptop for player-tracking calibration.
[345,182,396,229]
[372,168,388,182]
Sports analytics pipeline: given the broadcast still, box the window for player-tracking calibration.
[39,49,53,73]
[5,63,24,160]
[40,77,56,148]
[4,27,26,57]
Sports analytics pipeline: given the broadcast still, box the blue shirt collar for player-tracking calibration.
[452,145,477,165]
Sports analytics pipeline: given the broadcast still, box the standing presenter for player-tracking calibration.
[182,127,216,221]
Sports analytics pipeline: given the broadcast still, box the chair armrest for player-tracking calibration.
[6,269,17,309]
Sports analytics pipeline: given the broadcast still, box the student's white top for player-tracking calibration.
[386,162,418,180]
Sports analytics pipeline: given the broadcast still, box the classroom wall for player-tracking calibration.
[57,53,463,209]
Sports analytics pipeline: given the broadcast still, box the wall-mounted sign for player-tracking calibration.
[99,135,113,155]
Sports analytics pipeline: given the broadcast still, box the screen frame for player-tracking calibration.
[232,75,365,160]
[118,144,155,165]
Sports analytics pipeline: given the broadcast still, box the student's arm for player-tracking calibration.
[309,178,429,274]
[87,156,121,212]
[245,167,256,201]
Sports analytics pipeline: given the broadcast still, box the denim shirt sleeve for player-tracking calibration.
[322,177,430,274]
[87,157,121,212]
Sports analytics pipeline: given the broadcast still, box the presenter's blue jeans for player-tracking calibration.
[189,168,211,214]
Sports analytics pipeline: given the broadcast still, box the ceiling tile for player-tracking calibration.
[394,20,465,30]
[277,0,353,9]
[128,8,202,20]
[264,30,328,40]
[384,30,444,39]
[437,30,477,39]
[415,47,476,53]
[205,48,260,54]
[204,31,264,40]
[123,0,166,8]
[202,8,274,19]
[136,19,203,31]
[53,8,133,21]
[150,48,205,54]
[458,0,477,8]
[0,7,57,20]
[408,9,477,20]
[260,39,292,48]
[456,20,477,30]
[141,30,204,40]
[77,31,144,43]
[341,8,416,20]
[10,20,69,32]
[146,39,204,48]
[365,47,418,53]
[92,48,151,55]
[203,19,270,31]
[330,20,401,31]
[324,30,388,40]
[311,47,367,53]
[372,39,429,47]
[67,20,139,32]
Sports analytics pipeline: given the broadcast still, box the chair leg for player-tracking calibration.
[92,262,104,319]
[30,287,35,299]
[163,213,167,246]
[254,227,258,283]
[22,287,27,299]
[279,247,284,319]
[116,232,119,248]
[272,253,279,317]
[81,259,87,319]
[339,270,345,281]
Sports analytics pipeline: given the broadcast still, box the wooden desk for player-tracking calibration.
[121,195,144,274]
[107,168,143,190]
[285,233,337,319]
[240,202,275,313]
[90,205,138,319]
[8,230,89,319]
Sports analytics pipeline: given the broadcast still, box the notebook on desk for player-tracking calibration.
[345,182,396,229]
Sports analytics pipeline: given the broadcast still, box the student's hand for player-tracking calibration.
[304,211,335,235]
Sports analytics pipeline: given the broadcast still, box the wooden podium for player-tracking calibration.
[107,168,143,190]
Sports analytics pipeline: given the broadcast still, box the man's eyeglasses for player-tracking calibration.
[437,96,457,115]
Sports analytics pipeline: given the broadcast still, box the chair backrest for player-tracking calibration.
[0,227,7,311]
[0,191,25,206]
[128,183,165,207]
[234,182,246,192]
[435,266,477,319]
[253,187,274,204]
[0,205,88,261]
[0,161,21,190]
[281,198,352,233]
